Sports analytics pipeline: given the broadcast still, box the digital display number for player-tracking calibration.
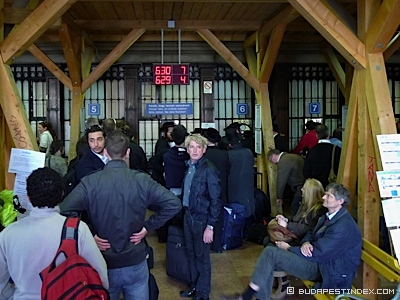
[153,64,190,85]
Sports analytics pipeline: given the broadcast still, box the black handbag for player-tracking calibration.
[144,239,158,300]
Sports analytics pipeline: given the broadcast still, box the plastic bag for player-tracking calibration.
[0,190,18,227]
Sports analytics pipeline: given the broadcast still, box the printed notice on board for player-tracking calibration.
[376,134,400,171]
[8,148,46,174]
[376,170,400,198]
[382,198,400,227]
[389,229,400,263]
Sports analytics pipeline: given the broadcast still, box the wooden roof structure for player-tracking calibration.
[0,0,400,291]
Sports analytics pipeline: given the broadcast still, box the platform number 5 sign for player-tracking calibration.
[309,103,320,115]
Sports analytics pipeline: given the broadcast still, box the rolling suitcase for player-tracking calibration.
[221,203,246,250]
[166,225,191,284]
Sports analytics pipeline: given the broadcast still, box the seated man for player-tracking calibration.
[0,167,108,299]
[221,183,362,300]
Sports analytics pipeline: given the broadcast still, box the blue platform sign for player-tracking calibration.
[309,102,321,114]
[146,103,193,115]
[237,103,248,115]
[88,103,100,116]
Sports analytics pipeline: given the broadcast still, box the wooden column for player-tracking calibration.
[46,71,62,140]
[68,86,83,161]
[0,105,15,190]
[200,66,215,123]
[124,65,139,140]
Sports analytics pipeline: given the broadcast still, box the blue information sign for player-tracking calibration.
[145,103,193,115]
[88,103,100,116]
[309,102,321,114]
[237,103,248,115]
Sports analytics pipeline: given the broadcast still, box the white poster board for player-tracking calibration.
[376,134,400,171]
[376,170,400,198]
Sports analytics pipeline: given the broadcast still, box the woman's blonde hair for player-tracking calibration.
[300,178,325,220]
[184,134,208,148]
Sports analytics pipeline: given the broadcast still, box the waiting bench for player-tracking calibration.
[301,238,400,300]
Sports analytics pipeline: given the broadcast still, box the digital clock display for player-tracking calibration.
[153,64,190,85]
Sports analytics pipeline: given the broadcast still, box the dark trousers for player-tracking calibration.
[251,246,320,299]
[211,208,224,251]
[183,211,211,299]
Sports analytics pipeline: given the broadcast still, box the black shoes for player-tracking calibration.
[180,288,196,298]
[193,295,209,300]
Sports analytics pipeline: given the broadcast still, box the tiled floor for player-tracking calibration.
[147,230,314,300]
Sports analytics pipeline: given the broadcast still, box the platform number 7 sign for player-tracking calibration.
[309,103,320,115]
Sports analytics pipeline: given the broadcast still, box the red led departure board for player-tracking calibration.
[153,64,190,85]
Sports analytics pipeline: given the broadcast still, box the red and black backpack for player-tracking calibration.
[40,217,109,300]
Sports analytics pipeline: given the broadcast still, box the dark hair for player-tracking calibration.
[325,183,350,207]
[332,128,343,141]
[267,148,281,160]
[226,127,242,145]
[172,125,188,145]
[315,124,329,140]
[305,120,316,131]
[26,167,64,208]
[106,130,129,159]
[120,125,134,139]
[49,140,64,155]
[85,125,105,140]
[39,121,56,139]
[76,136,89,158]
[103,118,116,135]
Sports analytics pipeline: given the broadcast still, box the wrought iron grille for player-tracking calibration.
[388,65,400,119]
[288,65,342,151]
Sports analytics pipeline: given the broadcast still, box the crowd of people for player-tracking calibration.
[0,117,364,300]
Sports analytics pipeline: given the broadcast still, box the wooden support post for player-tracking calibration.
[259,83,280,215]
[321,44,346,96]
[68,86,83,161]
[0,105,15,190]
[0,62,38,151]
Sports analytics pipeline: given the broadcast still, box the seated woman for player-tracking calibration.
[275,178,327,244]
[45,140,68,177]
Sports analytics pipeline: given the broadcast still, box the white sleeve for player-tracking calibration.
[0,237,15,299]
[39,132,50,149]
[77,222,109,289]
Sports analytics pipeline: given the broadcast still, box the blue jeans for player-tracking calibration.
[251,245,320,299]
[107,260,149,300]
[183,211,211,299]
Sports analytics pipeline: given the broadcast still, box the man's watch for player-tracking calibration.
[206,225,214,230]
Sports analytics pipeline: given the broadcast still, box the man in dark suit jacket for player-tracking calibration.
[204,128,230,253]
[76,125,107,182]
[303,124,341,188]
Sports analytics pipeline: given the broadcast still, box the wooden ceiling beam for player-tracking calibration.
[28,44,73,90]
[259,24,286,83]
[77,0,357,2]
[321,44,346,95]
[82,28,145,93]
[1,0,77,65]
[288,0,366,69]
[365,0,400,53]
[59,20,81,87]
[76,20,261,31]
[197,28,259,91]
[384,32,400,61]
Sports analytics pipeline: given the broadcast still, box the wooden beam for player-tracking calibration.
[1,0,77,64]
[384,32,400,61]
[81,46,94,80]
[288,0,366,69]
[82,28,145,93]
[259,24,286,83]
[59,20,81,86]
[344,61,354,105]
[197,28,259,92]
[365,0,400,53]
[0,105,15,190]
[28,44,73,90]
[244,46,257,77]
[258,83,280,215]
[68,86,83,161]
[3,7,31,24]
[0,61,38,151]
[321,44,346,96]
[76,20,261,31]
[365,53,396,138]
[0,0,4,42]
[320,0,357,33]
[78,0,358,2]
[337,70,358,207]
[244,33,256,49]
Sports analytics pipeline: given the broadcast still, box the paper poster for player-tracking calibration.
[13,173,32,211]
[8,148,45,174]
[376,170,400,198]
[382,198,400,227]
[389,229,400,263]
[376,135,400,171]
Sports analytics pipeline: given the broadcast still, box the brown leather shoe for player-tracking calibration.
[220,294,244,300]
